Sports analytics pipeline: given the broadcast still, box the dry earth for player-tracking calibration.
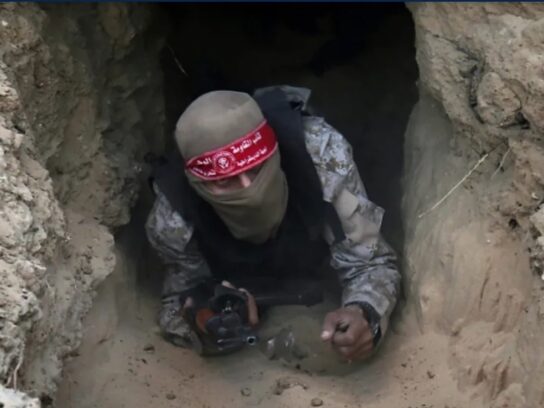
[56,249,470,408]
[0,3,543,408]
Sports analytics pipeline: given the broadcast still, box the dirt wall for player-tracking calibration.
[405,4,544,407]
[0,3,164,404]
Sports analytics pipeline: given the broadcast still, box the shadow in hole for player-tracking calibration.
[131,3,418,308]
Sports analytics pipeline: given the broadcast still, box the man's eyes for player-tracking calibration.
[247,164,263,178]
[211,164,264,188]
[215,178,233,187]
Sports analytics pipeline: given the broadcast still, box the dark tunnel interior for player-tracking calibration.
[125,3,418,297]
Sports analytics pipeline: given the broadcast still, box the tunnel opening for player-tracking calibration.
[54,4,423,407]
[159,4,417,250]
[2,3,543,407]
[135,3,417,328]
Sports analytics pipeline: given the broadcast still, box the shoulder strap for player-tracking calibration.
[253,88,345,243]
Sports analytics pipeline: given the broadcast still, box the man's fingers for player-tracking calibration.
[331,329,357,347]
[352,341,373,360]
[181,297,194,323]
[221,280,235,289]
[324,308,374,360]
[347,336,373,359]
[336,340,370,360]
[321,311,341,341]
[337,345,356,358]
[239,288,259,326]
[183,297,194,310]
[322,310,358,341]
[335,333,373,360]
[338,329,373,356]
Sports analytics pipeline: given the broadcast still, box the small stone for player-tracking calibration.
[311,397,324,406]
[143,343,155,353]
[240,387,251,397]
[165,393,176,400]
[273,376,308,395]
[426,370,435,379]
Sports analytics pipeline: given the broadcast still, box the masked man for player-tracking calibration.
[146,86,400,360]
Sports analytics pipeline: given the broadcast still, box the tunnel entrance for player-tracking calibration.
[160,4,418,250]
[53,5,445,408]
[2,3,541,407]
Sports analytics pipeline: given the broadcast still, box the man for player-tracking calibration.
[146,86,400,361]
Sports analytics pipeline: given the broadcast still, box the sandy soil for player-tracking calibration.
[56,198,471,407]
[56,264,470,408]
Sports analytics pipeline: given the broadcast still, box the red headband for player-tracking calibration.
[185,120,278,180]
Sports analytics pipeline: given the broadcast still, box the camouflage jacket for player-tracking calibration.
[146,87,401,347]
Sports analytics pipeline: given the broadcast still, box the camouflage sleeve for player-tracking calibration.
[303,117,401,335]
[145,189,211,347]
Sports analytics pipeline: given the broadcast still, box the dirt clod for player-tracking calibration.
[165,392,176,400]
[143,344,155,353]
[273,376,308,396]
[311,397,324,406]
[240,387,251,397]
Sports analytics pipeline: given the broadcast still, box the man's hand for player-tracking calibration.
[220,280,259,326]
[321,306,374,361]
[183,281,259,327]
